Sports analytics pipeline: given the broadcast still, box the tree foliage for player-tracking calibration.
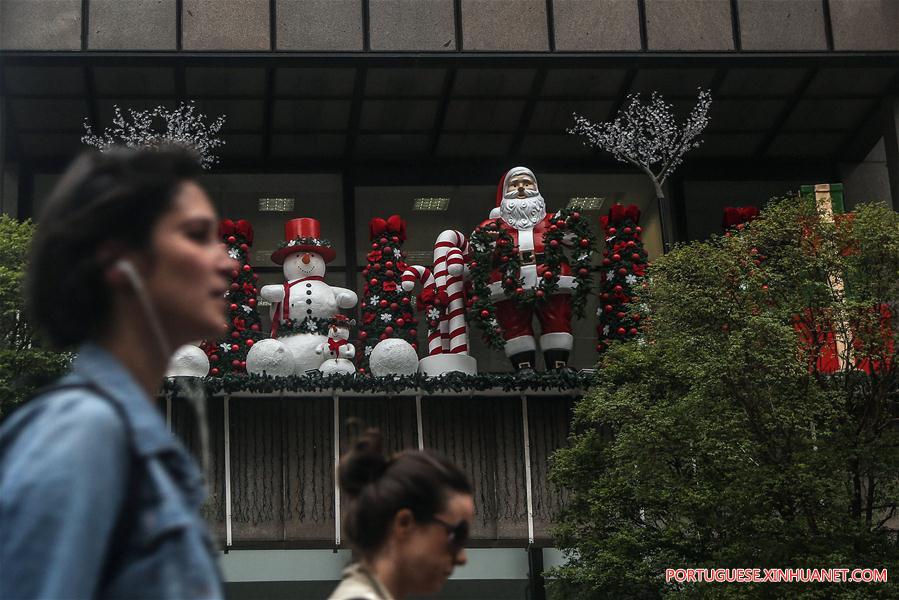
[0,215,70,417]
[550,197,899,599]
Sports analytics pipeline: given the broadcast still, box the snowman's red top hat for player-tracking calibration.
[271,218,336,264]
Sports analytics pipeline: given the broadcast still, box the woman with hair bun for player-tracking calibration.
[330,429,474,600]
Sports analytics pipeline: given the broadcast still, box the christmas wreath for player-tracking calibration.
[468,208,596,350]
[275,315,332,337]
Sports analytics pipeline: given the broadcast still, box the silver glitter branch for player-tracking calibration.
[82,102,226,169]
[569,89,712,194]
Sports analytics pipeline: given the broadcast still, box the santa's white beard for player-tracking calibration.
[500,194,546,230]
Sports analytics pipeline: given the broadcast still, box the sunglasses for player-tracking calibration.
[428,516,470,551]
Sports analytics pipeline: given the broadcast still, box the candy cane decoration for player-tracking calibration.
[401,266,442,356]
[433,230,470,354]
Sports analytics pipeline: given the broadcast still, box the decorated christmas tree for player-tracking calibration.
[596,204,648,353]
[358,215,418,373]
[201,219,263,375]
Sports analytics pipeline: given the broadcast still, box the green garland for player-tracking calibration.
[164,369,596,395]
[468,209,596,351]
[277,236,333,252]
[275,315,331,337]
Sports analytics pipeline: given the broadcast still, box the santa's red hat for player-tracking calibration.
[490,166,539,218]
[271,218,337,264]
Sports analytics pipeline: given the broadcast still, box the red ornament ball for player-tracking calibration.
[602,258,611,266]
[601,293,609,300]
[515,287,524,295]
[253,274,258,280]
[543,271,554,279]
[385,326,394,335]
[571,212,581,220]
[632,253,640,261]
[231,344,239,352]
[379,299,389,308]
[627,240,636,247]
[470,261,478,269]
[373,263,381,271]
[605,304,614,312]
[372,242,379,249]
[579,238,589,248]
[210,354,219,362]
[360,331,368,339]
[535,290,545,298]
[390,302,399,310]
[250,324,260,331]
[618,268,628,275]
[612,253,621,261]
[409,329,417,336]
[623,227,632,234]
[230,282,239,290]
[614,285,623,293]
[401,297,410,304]
[411,343,417,350]
[230,303,238,311]
[242,264,251,272]
[578,267,589,276]
[240,243,249,251]
[629,327,638,335]
[549,239,559,248]
[396,318,405,327]
[617,327,626,335]
[549,225,558,232]
[380,237,388,244]
[608,227,617,235]
[231,270,239,278]
[636,226,643,233]
[227,235,236,244]
[481,309,490,318]
[383,247,392,254]
[248,298,256,307]
[391,235,399,243]
[385,261,394,268]
[370,278,379,286]
[617,311,626,318]
[385,270,394,278]
[211,368,220,376]
[379,333,388,340]
[246,339,254,346]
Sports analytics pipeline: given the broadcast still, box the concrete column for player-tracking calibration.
[883,98,899,212]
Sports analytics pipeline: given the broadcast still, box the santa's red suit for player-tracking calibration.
[476,167,575,371]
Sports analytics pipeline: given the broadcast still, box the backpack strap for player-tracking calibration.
[32,382,140,586]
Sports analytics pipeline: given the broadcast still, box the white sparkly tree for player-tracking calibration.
[569,89,712,253]
[82,101,226,169]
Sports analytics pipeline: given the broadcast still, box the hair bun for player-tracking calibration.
[339,428,389,496]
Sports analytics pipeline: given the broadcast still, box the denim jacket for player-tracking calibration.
[0,344,223,599]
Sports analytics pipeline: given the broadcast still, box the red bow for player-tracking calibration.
[722,206,759,230]
[369,215,407,241]
[602,204,641,228]
[219,219,255,245]
[328,338,348,354]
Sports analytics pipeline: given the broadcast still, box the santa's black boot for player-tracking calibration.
[509,351,537,375]
[543,349,574,373]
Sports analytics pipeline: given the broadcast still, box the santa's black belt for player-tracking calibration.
[518,250,545,265]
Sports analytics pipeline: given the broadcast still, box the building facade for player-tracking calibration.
[2,1,898,597]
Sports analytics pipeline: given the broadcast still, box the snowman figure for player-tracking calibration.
[257,218,357,374]
[316,315,356,375]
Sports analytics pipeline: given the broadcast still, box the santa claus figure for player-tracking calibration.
[479,167,576,373]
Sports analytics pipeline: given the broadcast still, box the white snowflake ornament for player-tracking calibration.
[380,313,392,323]
[228,247,241,259]
[625,274,638,285]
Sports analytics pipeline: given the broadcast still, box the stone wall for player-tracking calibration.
[3,0,898,52]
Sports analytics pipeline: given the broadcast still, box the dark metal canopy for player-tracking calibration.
[2,52,898,178]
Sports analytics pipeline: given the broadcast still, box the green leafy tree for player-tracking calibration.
[550,197,899,599]
[0,215,69,417]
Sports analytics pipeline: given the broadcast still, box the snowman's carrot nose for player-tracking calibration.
[302,253,311,264]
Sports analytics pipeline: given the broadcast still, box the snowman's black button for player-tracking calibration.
[306,309,312,315]
[306,283,312,288]
[306,299,312,304]
[306,290,312,295]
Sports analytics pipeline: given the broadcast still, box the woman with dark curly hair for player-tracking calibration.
[0,147,235,599]
[330,428,474,600]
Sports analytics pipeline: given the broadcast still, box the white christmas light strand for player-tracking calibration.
[569,89,712,187]
[82,101,226,169]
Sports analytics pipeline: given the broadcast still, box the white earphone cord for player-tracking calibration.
[115,259,173,359]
